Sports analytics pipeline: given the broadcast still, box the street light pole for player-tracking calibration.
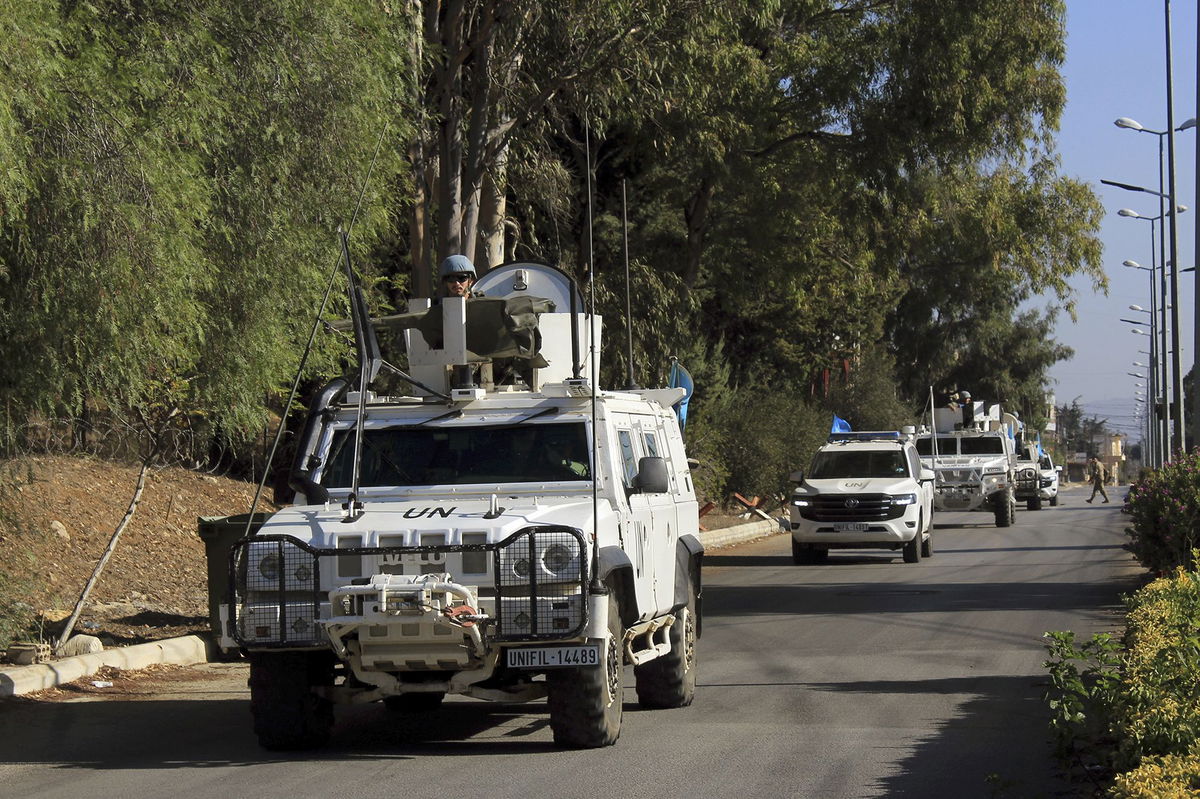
[1164,0,1185,454]
[1117,205,1188,460]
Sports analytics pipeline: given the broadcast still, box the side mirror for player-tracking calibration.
[1055,465,1063,473]
[789,470,805,484]
[634,456,670,494]
[919,467,935,482]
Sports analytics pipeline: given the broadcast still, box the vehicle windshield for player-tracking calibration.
[320,422,591,487]
[959,437,1005,455]
[915,436,957,456]
[809,449,909,479]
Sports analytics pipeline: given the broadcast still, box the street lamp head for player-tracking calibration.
[1131,328,1149,335]
[1118,208,1141,218]
[1179,118,1197,131]
[1129,305,1148,313]
[1115,117,1145,131]
[1133,361,1148,367]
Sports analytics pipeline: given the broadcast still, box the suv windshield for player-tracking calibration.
[321,422,592,487]
[809,449,909,479]
[959,437,1005,456]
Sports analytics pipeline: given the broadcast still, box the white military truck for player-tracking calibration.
[1014,449,1060,509]
[207,262,702,751]
[788,430,935,564]
[915,394,1018,527]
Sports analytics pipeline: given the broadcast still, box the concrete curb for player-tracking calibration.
[698,516,784,550]
[0,634,210,697]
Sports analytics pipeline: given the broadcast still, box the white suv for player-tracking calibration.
[788,431,935,564]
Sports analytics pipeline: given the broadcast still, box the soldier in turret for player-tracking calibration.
[438,254,478,299]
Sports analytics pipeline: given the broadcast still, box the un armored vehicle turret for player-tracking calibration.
[206,262,702,750]
[915,392,1018,527]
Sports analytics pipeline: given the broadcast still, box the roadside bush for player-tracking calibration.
[1045,563,1200,796]
[688,387,826,505]
[1125,453,1200,573]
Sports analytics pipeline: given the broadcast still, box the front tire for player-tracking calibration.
[1027,497,1042,511]
[792,539,828,564]
[248,651,334,751]
[994,492,1014,527]
[902,531,922,563]
[1050,494,1059,507]
[548,588,624,748]
[635,575,697,709]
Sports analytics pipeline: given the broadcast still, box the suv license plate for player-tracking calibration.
[507,645,601,669]
[834,522,869,532]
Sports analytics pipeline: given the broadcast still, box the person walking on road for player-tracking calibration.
[1086,457,1109,503]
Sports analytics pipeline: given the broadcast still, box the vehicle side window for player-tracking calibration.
[643,432,659,458]
[617,429,638,486]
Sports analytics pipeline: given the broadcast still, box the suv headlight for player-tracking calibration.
[891,493,917,506]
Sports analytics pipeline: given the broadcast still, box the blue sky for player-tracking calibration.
[1048,0,1198,437]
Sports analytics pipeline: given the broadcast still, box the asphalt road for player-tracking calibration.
[0,483,1143,799]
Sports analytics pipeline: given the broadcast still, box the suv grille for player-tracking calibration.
[798,493,903,522]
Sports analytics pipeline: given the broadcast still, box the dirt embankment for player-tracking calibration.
[0,456,270,647]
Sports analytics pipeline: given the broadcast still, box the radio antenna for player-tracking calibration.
[622,179,639,390]
[585,120,603,593]
[240,125,388,538]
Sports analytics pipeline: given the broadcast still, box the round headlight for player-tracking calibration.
[542,544,574,576]
[258,553,281,581]
[513,558,530,578]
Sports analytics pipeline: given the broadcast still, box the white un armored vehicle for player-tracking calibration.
[206,262,702,751]
[915,392,1018,527]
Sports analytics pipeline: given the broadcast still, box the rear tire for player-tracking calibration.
[635,575,697,709]
[548,589,624,748]
[248,651,334,751]
[920,529,933,559]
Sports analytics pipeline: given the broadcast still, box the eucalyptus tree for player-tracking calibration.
[0,0,410,445]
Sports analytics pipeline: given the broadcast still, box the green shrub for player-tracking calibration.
[1045,564,1200,796]
[1109,746,1200,798]
[1125,453,1200,573]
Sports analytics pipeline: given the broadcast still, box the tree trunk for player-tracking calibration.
[683,176,716,289]
[56,458,150,651]
[435,0,467,261]
[477,142,509,270]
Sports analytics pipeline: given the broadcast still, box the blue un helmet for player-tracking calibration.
[438,254,476,279]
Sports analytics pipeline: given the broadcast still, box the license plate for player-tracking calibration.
[833,522,869,532]
[506,645,600,669]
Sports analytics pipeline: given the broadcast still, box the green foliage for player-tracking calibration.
[1045,566,1200,796]
[1043,629,1123,783]
[690,387,826,504]
[821,344,920,431]
[0,0,411,449]
[1126,455,1200,574]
